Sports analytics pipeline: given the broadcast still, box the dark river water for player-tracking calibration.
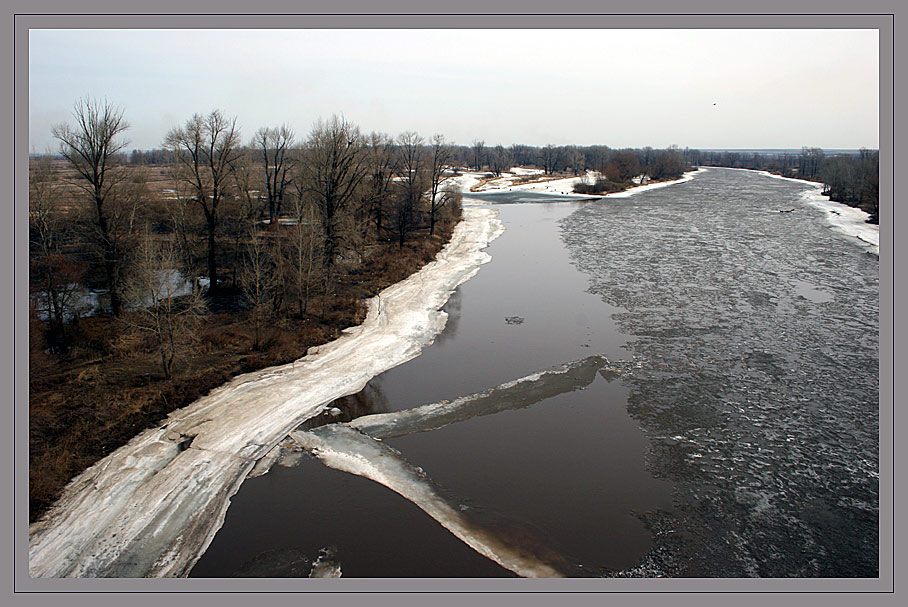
[189,168,878,578]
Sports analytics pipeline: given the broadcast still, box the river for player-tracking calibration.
[189,167,878,578]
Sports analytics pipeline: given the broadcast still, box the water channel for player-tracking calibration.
[189,168,878,578]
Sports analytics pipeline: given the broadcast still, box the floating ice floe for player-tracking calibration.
[291,424,571,578]
[284,357,612,577]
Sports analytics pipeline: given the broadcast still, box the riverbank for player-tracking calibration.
[455,167,704,200]
[716,167,879,255]
[28,226,458,522]
[28,207,504,578]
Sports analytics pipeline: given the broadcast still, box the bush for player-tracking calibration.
[573,178,627,195]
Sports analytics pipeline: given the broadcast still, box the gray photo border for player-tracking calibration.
[4,1,901,605]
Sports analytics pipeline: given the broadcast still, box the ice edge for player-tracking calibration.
[28,206,504,578]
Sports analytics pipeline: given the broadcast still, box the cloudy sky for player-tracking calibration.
[28,28,879,152]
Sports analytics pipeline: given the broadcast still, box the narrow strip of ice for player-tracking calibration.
[29,207,504,578]
[290,424,571,578]
[602,168,704,198]
[349,356,607,439]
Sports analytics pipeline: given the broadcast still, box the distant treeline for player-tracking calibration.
[90,143,879,227]
[119,141,692,196]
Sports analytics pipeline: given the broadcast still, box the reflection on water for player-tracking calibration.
[192,196,668,577]
[192,171,876,578]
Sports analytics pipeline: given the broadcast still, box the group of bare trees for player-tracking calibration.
[30,99,464,375]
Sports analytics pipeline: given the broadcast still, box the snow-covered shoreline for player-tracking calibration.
[28,207,505,578]
[452,167,704,200]
[716,167,879,255]
[27,164,732,579]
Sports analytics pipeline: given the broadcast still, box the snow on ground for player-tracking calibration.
[798,189,879,255]
[509,166,545,176]
[460,167,704,200]
[446,171,484,194]
[602,168,703,198]
[28,207,505,578]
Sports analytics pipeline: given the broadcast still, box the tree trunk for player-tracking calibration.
[207,212,218,292]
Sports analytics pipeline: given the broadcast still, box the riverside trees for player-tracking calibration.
[30,109,466,522]
[296,116,368,307]
[164,110,242,293]
[52,98,132,316]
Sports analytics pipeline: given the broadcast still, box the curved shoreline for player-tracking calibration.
[713,167,879,254]
[28,207,505,578]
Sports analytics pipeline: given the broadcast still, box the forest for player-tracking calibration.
[29,101,465,520]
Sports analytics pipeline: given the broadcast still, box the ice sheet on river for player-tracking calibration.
[28,207,504,578]
[290,424,572,578]
[724,168,879,254]
[349,355,608,439]
[282,356,622,577]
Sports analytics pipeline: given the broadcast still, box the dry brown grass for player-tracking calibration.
[29,223,455,522]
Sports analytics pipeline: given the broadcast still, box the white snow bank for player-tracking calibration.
[503,173,588,194]
[468,168,704,200]
[798,188,879,254]
[290,424,569,578]
[509,167,544,176]
[602,168,704,198]
[447,171,485,194]
[29,207,505,578]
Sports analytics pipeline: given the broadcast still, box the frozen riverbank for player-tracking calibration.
[451,167,703,199]
[720,167,879,255]
[28,207,504,578]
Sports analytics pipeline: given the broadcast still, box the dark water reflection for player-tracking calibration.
[191,170,877,578]
[192,197,669,577]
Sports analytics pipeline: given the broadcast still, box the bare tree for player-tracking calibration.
[230,146,264,221]
[287,193,322,316]
[29,157,89,352]
[471,139,486,171]
[239,227,278,349]
[123,227,206,379]
[52,98,131,315]
[540,144,559,176]
[296,115,367,306]
[393,131,426,247]
[226,146,264,287]
[428,134,453,235]
[165,173,204,293]
[563,145,584,176]
[164,110,242,293]
[254,125,295,224]
[604,151,640,183]
[362,132,398,240]
[488,144,510,177]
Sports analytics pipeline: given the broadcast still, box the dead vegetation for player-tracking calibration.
[28,226,453,522]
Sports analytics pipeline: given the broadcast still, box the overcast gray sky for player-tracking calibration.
[28,28,879,152]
